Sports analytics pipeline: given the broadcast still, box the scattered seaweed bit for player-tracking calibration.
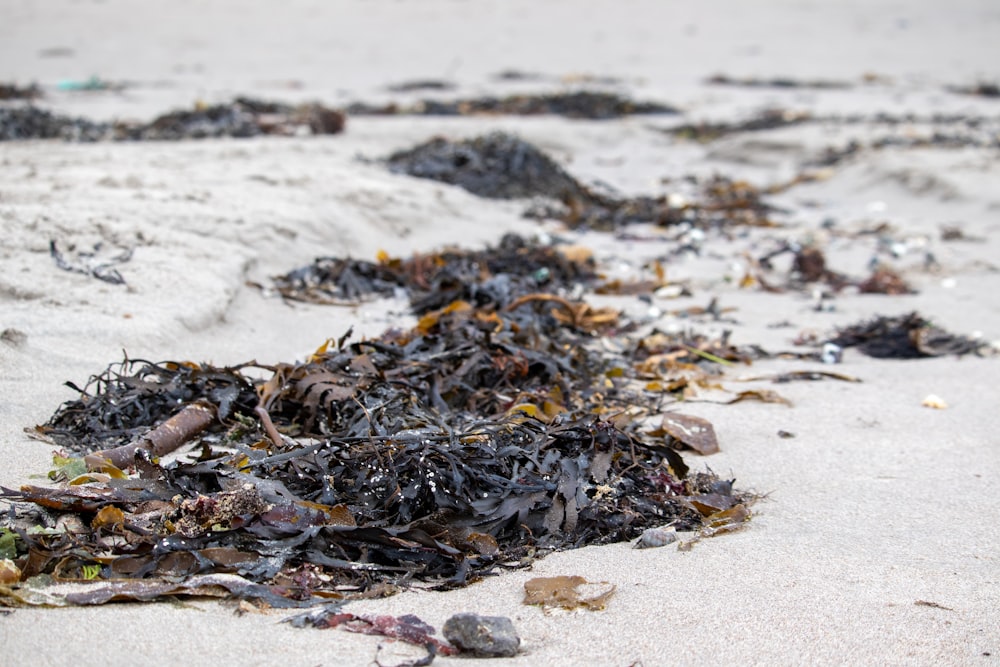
[270,233,597,310]
[442,613,520,657]
[826,312,990,359]
[706,74,852,90]
[946,82,1000,99]
[0,82,43,100]
[676,502,752,551]
[523,575,615,612]
[49,240,133,285]
[856,266,915,295]
[666,109,812,142]
[287,607,455,662]
[349,91,677,120]
[737,370,862,383]
[914,599,954,611]
[385,79,456,93]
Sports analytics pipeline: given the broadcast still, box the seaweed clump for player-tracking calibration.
[827,312,991,359]
[4,236,753,607]
[388,133,779,230]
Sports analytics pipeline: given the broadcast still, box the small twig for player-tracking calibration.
[255,405,286,449]
[85,402,215,470]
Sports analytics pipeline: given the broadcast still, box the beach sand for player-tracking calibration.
[2,1,999,664]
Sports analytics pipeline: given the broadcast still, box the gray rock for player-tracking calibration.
[443,612,520,658]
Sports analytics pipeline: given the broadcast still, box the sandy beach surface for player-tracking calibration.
[2,1,999,665]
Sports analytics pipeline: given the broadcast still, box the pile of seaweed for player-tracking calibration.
[0,97,344,142]
[387,132,778,230]
[347,90,677,120]
[1,235,755,607]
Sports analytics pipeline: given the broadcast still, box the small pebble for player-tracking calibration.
[443,612,520,657]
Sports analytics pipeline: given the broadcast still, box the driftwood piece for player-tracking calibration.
[84,403,215,470]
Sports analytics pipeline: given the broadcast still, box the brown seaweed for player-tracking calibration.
[523,575,615,611]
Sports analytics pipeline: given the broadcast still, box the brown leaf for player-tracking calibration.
[654,413,720,455]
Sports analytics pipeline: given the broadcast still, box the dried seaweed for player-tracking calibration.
[348,91,677,120]
[754,244,915,295]
[827,312,990,359]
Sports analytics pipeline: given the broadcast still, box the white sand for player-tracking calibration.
[2,1,999,664]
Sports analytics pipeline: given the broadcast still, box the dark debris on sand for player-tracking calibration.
[0,82,43,101]
[827,312,991,359]
[387,132,779,230]
[0,98,344,142]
